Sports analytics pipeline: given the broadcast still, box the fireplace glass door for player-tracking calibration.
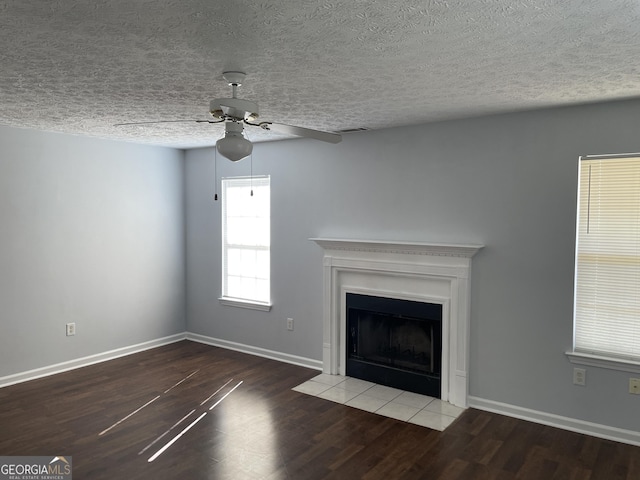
[346,293,442,397]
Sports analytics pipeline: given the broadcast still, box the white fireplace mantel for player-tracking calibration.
[311,238,483,408]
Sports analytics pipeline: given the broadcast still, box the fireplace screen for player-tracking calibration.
[346,293,442,397]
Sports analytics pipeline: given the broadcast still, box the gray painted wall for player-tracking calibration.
[0,126,186,376]
[185,98,640,432]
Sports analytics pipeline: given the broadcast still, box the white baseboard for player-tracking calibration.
[468,395,640,447]
[0,333,187,388]
[186,332,323,371]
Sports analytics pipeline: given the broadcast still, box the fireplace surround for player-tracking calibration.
[311,238,483,408]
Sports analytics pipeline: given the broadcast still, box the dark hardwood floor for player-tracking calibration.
[0,340,638,479]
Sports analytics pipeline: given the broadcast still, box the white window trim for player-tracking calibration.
[220,175,271,309]
[566,351,640,374]
[568,152,640,373]
[218,296,272,311]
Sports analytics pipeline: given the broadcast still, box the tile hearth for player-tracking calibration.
[293,373,464,431]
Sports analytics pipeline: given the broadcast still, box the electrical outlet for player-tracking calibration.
[286,317,294,331]
[66,322,76,336]
[573,367,586,386]
[629,378,640,394]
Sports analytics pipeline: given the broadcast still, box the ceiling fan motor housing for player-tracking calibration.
[209,98,259,122]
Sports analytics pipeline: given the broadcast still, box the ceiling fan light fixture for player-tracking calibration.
[216,123,253,162]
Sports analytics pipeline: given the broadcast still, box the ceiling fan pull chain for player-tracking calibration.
[214,148,219,201]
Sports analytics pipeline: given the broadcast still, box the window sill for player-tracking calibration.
[218,297,272,312]
[566,351,640,374]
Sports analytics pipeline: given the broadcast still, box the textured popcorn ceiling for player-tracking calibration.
[2,0,640,148]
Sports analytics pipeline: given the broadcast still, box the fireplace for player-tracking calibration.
[311,238,482,408]
[346,293,443,397]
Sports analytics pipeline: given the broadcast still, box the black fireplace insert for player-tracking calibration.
[346,293,442,397]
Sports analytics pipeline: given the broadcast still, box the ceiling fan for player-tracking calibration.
[116,71,342,161]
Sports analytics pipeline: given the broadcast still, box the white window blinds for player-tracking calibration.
[574,155,640,360]
[221,176,270,305]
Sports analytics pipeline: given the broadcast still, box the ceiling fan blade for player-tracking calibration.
[113,119,223,126]
[260,122,342,144]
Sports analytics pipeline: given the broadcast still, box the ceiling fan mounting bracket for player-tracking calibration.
[222,71,246,87]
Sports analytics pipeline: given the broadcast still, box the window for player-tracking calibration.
[572,154,640,366]
[220,176,271,310]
